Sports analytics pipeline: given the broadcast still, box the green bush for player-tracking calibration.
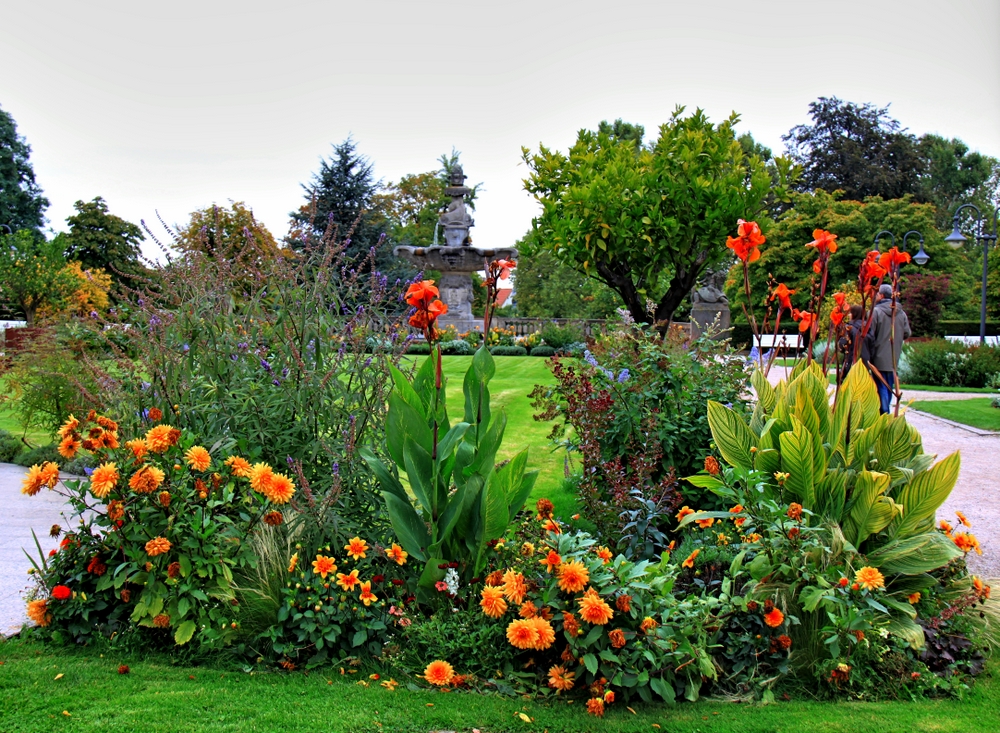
[489,345,527,356]
[0,429,23,463]
[406,342,431,355]
[899,339,1000,388]
[529,345,556,357]
[440,339,474,355]
[399,606,516,679]
[61,453,97,476]
[15,443,62,468]
[540,322,584,350]
[937,320,1000,336]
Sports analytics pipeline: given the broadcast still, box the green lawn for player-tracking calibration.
[902,384,996,394]
[0,401,50,449]
[1,638,997,733]
[911,398,1000,431]
[404,355,575,516]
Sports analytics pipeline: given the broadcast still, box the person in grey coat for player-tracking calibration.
[869,283,911,414]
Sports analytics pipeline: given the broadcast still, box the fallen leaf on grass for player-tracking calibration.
[517,712,533,722]
[425,703,434,707]
[62,711,70,717]
[627,706,637,715]
[54,674,64,680]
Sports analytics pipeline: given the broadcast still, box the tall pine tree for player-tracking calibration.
[0,104,48,236]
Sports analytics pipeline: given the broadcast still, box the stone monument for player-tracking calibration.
[394,165,517,333]
[690,267,731,339]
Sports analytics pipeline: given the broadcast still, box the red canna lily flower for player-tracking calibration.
[878,246,911,270]
[494,259,517,279]
[726,219,765,263]
[405,280,440,308]
[769,283,796,312]
[794,310,816,332]
[831,308,847,327]
[806,229,838,255]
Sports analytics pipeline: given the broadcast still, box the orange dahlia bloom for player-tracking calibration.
[854,566,885,591]
[540,550,562,573]
[908,592,921,604]
[586,697,605,717]
[126,439,148,460]
[726,219,765,263]
[769,283,796,312]
[954,532,983,555]
[562,611,581,637]
[536,497,555,518]
[287,552,298,573]
[336,569,361,591]
[26,599,51,627]
[90,462,119,499]
[595,546,613,564]
[263,511,283,526]
[145,537,172,557]
[359,581,377,606]
[556,560,589,594]
[787,503,803,521]
[502,570,527,605]
[519,600,538,619]
[264,472,295,504]
[225,455,252,478]
[385,543,408,565]
[37,461,59,490]
[609,628,626,649]
[682,549,700,569]
[158,491,171,508]
[763,608,784,627]
[146,424,180,453]
[423,659,454,686]
[578,589,614,625]
[58,435,81,460]
[506,618,540,650]
[58,415,79,438]
[615,594,631,613]
[129,465,165,494]
[184,446,211,472]
[956,511,971,528]
[704,455,721,476]
[939,519,954,535]
[312,555,337,579]
[547,664,575,692]
[484,570,504,586]
[480,586,508,618]
[541,518,561,534]
[676,505,694,522]
[107,500,125,521]
[249,462,274,493]
[21,464,50,496]
[344,536,369,561]
[640,616,659,633]
[152,614,171,628]
[528,616,556,650]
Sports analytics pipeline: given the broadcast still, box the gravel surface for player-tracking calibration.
[0,463,82,636]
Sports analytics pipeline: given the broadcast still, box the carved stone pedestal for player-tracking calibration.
[690,303,731,340]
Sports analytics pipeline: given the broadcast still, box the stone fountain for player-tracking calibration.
[394,165,517,333]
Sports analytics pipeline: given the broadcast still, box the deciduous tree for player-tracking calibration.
[523,107,784,331]
[0,230,77,325]
[63,197,144,292]
[0,104,48,236]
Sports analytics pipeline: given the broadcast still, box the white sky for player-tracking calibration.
[2,0,998,258]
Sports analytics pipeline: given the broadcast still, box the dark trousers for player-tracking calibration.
[877,370,895,414]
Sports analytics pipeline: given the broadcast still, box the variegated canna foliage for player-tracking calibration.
[361,347,538,597]
[702,361,963,648]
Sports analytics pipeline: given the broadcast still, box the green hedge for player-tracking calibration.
[937,320,1000,337]
[489,345,528,356]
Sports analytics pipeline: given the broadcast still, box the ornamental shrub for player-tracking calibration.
[489,345,527,356]
[440,339,474,355]
[529,345,556,357]
[87,223,408,548]
[14,443,62,468]
[23,411,289,650]
[0,429,22,462]
[540,322,584,351]
[899,339,1000,388]
[406,342,431,355]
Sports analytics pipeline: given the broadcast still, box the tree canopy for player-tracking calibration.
[0,104,48,236]
[523,108,786,330]
[175,201,283,263]
[63,197,145,294]
[0,229,77,325]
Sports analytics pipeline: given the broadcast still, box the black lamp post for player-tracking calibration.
[944,204,999,345]
[873,229,928,264]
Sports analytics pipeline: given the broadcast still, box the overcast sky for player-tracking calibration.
[2,0,998,258]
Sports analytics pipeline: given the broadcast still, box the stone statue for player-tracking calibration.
[690,266,731,339]
[438,164,475,247]
[692,267,729,304]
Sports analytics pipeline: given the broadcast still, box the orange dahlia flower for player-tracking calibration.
[58,435,81,460]
[547,664,575,692]
[152,614,171,628]
[615,594,632,613]
[90,462,119,499]
[21,463,53,496]
[287,552,298,573]
[540,550,562,573]
[58,415,79,438]
[249,462,274,493]
[608,628,626,648]
[129,465,165,494]
[704,455,721,476]
[312,555,337,579]
[578,589,614,625]
[956,511,971,528]
[336,569,360,591]
[26,599,51,627]
[595,546,613,564]
[147,407,163,421]
[502,570,527,605]
[528,616,556,650]
[344,536,369,561]
[506,618,540,650]
[682,549,699,569]
[146,424,180,453]
[562,611,581,637]
[953,532,983,555]
[586,697,605,717]
[224,455,252,478]
[385,543,408,565]
[359,581,377,606]
[763,608,784,628]
[107,500,125,521]
[640,616,658,633]
[480,586,507,618]
[854,566,885,591]
[158,490,171,508]
[556,560,589,594]
[519,600,538,619]
[184,446,211,472]
[126,439,148,460]
[264,472,295,504]
[423,659,454,686]
[145,537,172,557]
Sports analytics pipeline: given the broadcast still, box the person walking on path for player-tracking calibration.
[870,283,911,414]
[839,304,870,378]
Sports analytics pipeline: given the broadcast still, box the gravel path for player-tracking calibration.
[0,463,82,636]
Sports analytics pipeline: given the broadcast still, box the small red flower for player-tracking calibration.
[52,585,72,601]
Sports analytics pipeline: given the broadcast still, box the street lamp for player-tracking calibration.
[873,229,927,264]
[944,204,999,345]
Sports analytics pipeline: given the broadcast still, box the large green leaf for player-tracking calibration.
[390,363,428,419]
[386,392,432,467]
[890,451,961,539]
[483,473,510,541]
[508,470,539,524]
[402,437,435,515]
[382,492,429,561]
[867,532,962,575]
[706,401,756,470]
[359,447,408,502]
[844,470,896,546]
[843,361,880,428]
[751,369,776,413]
[814,471,847,522]
[779,418,815,507]
[174,620,196,646]
[887,616,925,650]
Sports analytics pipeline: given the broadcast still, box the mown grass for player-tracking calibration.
[1,638,997,733]
[0,401,50,451]
[911,398,1000,431]
[902,384,996,394]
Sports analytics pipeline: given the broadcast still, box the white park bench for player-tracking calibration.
[754,333,805,351]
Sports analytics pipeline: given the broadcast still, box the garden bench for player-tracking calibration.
[753,334,804,351]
